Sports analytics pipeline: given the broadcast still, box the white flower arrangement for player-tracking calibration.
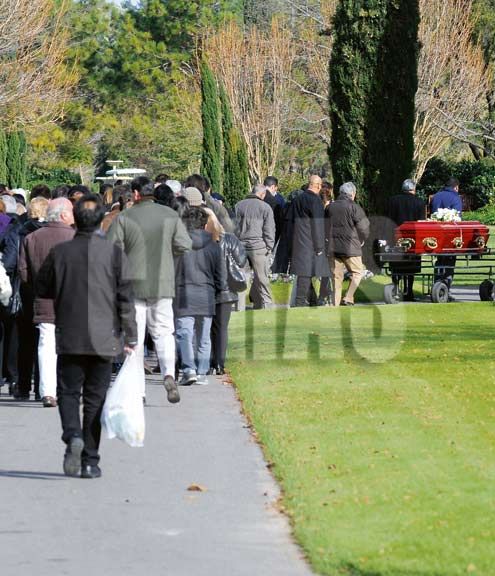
[430,208,461,223]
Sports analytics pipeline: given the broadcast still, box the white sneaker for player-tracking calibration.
[179,372,197,386]
[195,375,209,386]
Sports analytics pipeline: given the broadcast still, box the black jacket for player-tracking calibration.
[174,230,228,317]
[36,231,137,357]
[285,190,328,276]
[325,197,370,257]
[1,215,23,276]
[386,193,425,227]
[264,192,285,245]
[218,232,247,303]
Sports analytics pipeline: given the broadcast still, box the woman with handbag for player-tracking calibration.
[204,208,247,375]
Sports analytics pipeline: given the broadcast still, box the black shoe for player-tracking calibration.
[164,375,180,404]
[340,300,354,306]
[81,465,102,479]
[63,437,84,477]
[216,366,225,376]
[13,385,30,400]
[152,365,161,374]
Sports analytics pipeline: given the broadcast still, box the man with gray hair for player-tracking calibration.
[325,182,370,306]
[19,198,75,407]
[235,184,275,309]
[386,178,425,301]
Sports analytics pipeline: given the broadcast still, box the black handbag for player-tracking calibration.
[226,253,247,293]
[3,272,21,317]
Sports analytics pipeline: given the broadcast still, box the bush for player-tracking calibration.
[26,166,81,190]
[463,205,495,225]
[277,173,306,198]
[419,157,495,209]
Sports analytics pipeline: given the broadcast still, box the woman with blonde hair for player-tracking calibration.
[203,207,247,375]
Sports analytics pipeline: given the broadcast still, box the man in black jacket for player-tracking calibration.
[325,182,370,306]
[286,175,328,307]
[386,179,425,301]
[37,195,137,479]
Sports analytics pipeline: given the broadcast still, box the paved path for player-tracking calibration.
[0,374,313,576]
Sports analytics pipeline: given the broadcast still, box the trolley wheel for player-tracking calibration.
[479,279,494,301]
[431,281,449,303]
[384,283,403,304]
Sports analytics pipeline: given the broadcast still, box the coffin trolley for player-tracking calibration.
[377,221,495,303]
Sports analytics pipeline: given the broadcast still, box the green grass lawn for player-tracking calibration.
[228,304,495,576]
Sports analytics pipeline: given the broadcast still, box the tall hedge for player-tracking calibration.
[0,131,7,184]
[220,84,250,207]
[200,61,223,194]
[329,0,419,213]
[6,131,27,189]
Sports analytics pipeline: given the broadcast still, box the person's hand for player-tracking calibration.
[124,345,136,356]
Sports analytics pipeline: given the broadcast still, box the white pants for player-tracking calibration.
[135,298,175,397]
[38,323,57,399]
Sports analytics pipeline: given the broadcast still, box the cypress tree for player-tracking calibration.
[329,0,419,213]
[0,131,7,184]
[200,61,223,194]
[220,84,250,207]
[6,131,27,189]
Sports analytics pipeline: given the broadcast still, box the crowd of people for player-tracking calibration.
[0,170,462,477]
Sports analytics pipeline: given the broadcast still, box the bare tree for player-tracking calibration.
[205,19,295,182]
[0,0,74,128]
[414,0,490,178]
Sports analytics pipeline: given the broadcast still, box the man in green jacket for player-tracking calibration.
[108,179,192,403]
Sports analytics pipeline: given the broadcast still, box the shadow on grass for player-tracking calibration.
[340,564,445,576]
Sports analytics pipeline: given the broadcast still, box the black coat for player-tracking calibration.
[174,230,228,317]
[218,232,247,303]
[325,197,370,257]
[284,190,328,277]
[264,192,285,244]
[386,193,425,226]
[36,231,137,357]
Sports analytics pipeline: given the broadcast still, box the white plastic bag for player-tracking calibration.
[101,352,145,447]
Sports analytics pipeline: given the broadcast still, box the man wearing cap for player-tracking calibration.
[182,186,204,207]
[107,178,192,404]
[235,184,275,309]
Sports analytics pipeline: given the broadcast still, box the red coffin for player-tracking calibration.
[395,221,490,254]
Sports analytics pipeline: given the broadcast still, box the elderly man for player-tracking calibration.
[235,184,275,309]
[325,182,370,306]
[286,175,328,307]
[19,198,75,406]
[386,179,425,301]
[37,195,137,478]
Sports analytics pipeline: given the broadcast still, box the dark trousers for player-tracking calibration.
[0,313,19,384]
[294,276,317,307]
[57,354,112,466]
[434,256,457,288]
[17,313,40,396]
[211,302,233,370]
[319,277,331,301]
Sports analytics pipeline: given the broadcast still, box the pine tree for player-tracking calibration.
[329,0,419,213]
[6,132,25,189]
[200,61,223,194]
[220,84,250,207]
[0,131,7,184]
[17,131,27,189]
